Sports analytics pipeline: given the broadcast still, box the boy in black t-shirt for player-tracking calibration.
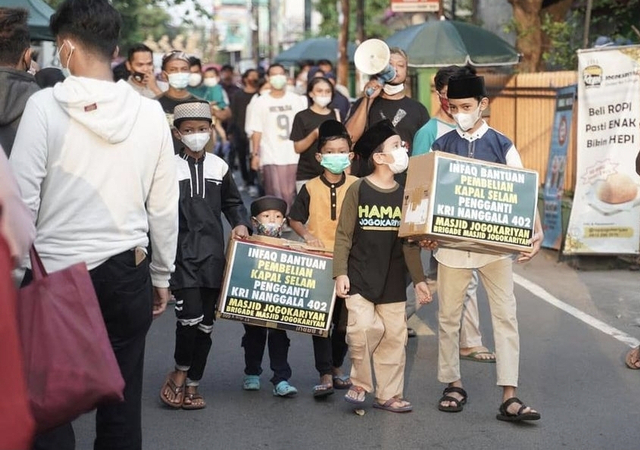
[333,119,432,413]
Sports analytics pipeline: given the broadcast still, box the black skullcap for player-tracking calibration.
[251,196,287,217]
[447,75,487,99]
[353,119,398,159]
[318,120,351,152]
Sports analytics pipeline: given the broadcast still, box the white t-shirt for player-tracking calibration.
[247,91,306,166]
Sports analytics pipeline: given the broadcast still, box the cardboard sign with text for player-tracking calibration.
[399,152,539,253]
[217,236,336,337]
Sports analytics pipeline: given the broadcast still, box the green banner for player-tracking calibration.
[218,240,336,337]
[431,157,538,249]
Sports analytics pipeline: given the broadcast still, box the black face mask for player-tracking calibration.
[132,71,146,83]
[23,53,31,73]
[248,79,259,87]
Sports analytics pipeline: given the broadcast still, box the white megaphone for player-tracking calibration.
[354,39,397,97]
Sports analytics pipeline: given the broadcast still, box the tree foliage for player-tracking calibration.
[315,0,390,41]
[508,0,640,72]
[42,0,207,54]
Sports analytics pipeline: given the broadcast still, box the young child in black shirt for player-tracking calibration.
[160,101,251,410]
[289,120,357,397]
[241,196,298,397]
[333,119,432,413]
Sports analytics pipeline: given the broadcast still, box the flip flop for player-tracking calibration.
[159,374,184,409]
[625,345,640,370]
[344,386,366,405]
[313,383,335,398]
[437,386,467,413]
[182,389,206,410]
[373,398,413,413]
[332,375,353,390]
[460,351,496,363]
[496,397,541,422]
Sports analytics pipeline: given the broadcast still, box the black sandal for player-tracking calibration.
[496,397,540,422]
[437,386,467,413]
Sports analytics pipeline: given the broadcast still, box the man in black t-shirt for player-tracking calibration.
[345,48,429,178]
[156,51,200,153]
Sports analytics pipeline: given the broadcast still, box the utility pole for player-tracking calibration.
[583,0,593,48]
[304,0,312,34]
[356,0,364,44]
[337,0,349,87]
[251,1,260,67]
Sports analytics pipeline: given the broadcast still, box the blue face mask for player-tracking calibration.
[320,153,351,174]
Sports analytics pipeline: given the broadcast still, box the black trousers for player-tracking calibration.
[233,134,256,186]
[32,249,153,450]
[242,325,291,385]
[312,296,349,376]
[173,287,219,382]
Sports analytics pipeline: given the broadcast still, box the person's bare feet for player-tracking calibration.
[439,381,466,410]
[160,369,187,407]
[503,398,538,416]
[182,385,206,410]
[460,345,496,362]
[625,345,640,369]
[319,373,333,388]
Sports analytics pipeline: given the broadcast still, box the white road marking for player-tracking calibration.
[514,273,640,348]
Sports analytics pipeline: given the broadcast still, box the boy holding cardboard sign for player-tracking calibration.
[429,74,544,422]
[333,119,432,413]
[289,120,358,397]
[241,196,299,397]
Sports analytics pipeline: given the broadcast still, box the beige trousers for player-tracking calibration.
[459,271,482,348]
[437,257,519,387]
[345,294,407,401]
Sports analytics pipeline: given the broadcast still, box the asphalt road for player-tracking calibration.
[71,180,640,450]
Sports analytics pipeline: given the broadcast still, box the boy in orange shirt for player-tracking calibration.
[289,120,358,397]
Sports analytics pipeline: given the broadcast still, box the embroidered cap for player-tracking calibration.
[173,101,212,127]
[447,74,487,99]
[352,119,398,159]
[251,196,287,217]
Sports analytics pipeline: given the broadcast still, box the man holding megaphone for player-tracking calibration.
[346,41,430,178]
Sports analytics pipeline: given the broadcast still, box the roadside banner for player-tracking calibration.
[564,46,640,254]
[217,237,336,337]
[542,85,576,249]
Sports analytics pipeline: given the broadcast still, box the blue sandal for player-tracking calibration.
[273,380,298,397]
[243,375,260,391]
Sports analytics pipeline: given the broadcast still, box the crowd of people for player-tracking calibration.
[12,0,633,448]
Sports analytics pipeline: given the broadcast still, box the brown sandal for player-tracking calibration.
[159,374,185,408]
[182,386,206,410]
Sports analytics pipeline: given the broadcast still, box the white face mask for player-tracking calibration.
[313,95,332,108]
[383,82,404,96]
[181,132,210,152]
[56,40,74,78]
[188,73,202,87]
[453,105,482,131]
[385,147,409,174]
[203,77,218,87]
[269,74,287,90]
[168,72,190,89]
